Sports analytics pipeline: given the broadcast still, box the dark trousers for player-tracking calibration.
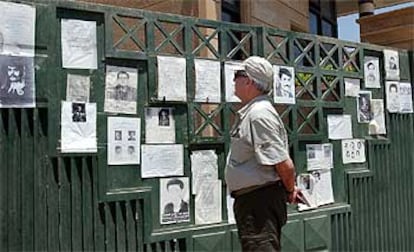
[233,183,287,252]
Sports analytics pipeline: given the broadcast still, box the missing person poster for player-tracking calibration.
[66,74,90,102]
[104,65,138,114]
[160,177,190,224]
[341,139,366,164]
[399,82,413,113]
[306,143,333,171]
[364,56,380,88]
[327,114,353,140]
[0,1,35,57]
[0,55,35,107]
[344,78,360,97]
[357,91,372,123]
[157,55,187,102]
[144,107,175,143]
[369,99,387,135]
[383,49,400,80]
[141,144,184,178]
[385,81,400,113]
[61,19,97,69]
[61,101,97,153]
[107,117,141,165]
[194,58,221,103]
[273,65,295,104]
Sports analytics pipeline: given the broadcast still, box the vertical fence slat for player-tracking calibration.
[0,109,8,251]
[71,158,83,251]
[8,109,22,251]
[21,109,34,251]
[82,157,94,250]
[59,157,72,251]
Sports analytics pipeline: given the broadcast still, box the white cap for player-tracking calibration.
[242,56,273,92]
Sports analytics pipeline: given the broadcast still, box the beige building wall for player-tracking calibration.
[79,0,310,33]
[242,0,309,32]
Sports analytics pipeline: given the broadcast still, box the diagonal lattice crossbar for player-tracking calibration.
[321,75,340,101]
[191,26,220,58]
[297,107,319,134]
[320,43,339,70]
[296,74,317,100]
[343,46,360,72]
[193,105,223,137]
[266,35,289,64]
[112,15,147,51]
[154,20,185,54]
[226,30,253,59]
[293,38,316,67]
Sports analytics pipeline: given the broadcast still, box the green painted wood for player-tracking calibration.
[82,157,94,250]
[59,157,72,251]
[21,109,34,251]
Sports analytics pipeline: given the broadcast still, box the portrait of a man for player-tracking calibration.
[71,103,86,122]
[274,65,295,104]
[160,177,190,224]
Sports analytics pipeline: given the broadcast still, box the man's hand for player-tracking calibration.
[287,187,302,204]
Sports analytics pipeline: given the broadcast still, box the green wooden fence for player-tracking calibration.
[0,0,413,251]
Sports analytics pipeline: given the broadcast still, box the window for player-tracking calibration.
[309,0,337,37]
[221,0,240,23]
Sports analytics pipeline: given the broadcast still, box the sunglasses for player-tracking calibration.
[234,70,248,79]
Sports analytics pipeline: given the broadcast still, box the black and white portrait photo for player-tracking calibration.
[357,91,372,123]
[114,130,122,141]
[107,117,141,165]
[72,102,87,122]
[145,107,176,143]
[128,130,136,141]
[364,56,380,88]
[383,49,400,80]
[273,65,295,104]
[104,65,138,114]
[158,108,170,126]
[0,55,35,107]
[160,177,190,224]
[386,81,400,113]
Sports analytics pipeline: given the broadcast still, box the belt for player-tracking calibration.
[231,180,284,198]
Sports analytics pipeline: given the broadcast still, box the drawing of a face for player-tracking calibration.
[8,65,23,82]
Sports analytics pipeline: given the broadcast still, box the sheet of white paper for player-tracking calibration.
[191,150,218,195]
[0,1,35,57]
[383,49,400,80]
[66,74,90,102]
[145,107,176,143]
[344,78,360,97]
[273,65,296,104]
[160,177,190,224]
[0,55,35,108]
[224,61,242,103]
[313,170,334,206]
[61,19,97,69]
[194,59,221,103]
[327,114,353,140]
[61,101,97,153]
[195,180,222,225]
[369,99,387,135]
[364,56,380,88]
[386,81,400,113]
[104,65,138,114]
[141,144,184,178]
[306,143,333,171]
[226,192,236,224]
[107,117,141,165]
[341,139,366,164]
[357,91,372,123]
[399,82,413,113]
[157,55,187,101]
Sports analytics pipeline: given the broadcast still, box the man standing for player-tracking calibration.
[225,56,300,251]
